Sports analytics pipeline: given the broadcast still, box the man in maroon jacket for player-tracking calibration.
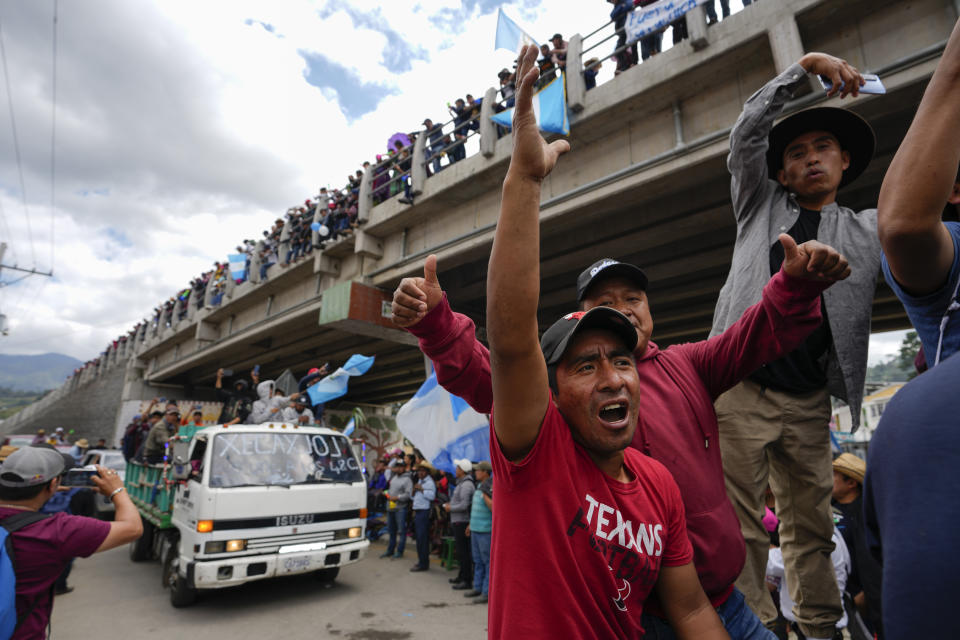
[392,232,851,636]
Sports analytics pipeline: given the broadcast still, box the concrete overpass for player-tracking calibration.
[4,0,957,438]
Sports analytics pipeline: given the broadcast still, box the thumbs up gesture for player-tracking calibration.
[779,234,851,282]
[391,254,444,328]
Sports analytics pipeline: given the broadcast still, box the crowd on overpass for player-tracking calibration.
[59,0,767,385]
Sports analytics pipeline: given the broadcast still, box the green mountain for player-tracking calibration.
[0,353,83,392]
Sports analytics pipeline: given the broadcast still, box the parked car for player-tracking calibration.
[80,449,127,518]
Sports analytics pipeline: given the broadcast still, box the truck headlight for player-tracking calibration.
[348,527,362,538]
[225,539,247,552]
[205,541,225,554]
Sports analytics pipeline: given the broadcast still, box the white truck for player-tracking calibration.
[125,423,370,607]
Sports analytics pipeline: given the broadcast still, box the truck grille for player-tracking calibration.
[244,530,337,552]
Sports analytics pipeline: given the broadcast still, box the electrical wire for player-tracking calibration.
[49,0,58,274]
[0,9,36,267]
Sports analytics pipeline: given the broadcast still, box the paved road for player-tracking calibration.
[50,539,487,639]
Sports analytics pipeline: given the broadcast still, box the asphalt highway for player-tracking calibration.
[50,538,487,639]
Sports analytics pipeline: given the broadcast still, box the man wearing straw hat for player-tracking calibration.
[832,453,882,638]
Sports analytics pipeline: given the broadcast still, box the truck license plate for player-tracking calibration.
[276,513,315,527]
[280,555,312,573]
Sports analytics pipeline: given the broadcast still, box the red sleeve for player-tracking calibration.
[659,470,694,568]
[57,513,111,560]
[685,267,829,399]
[406,293,493,413]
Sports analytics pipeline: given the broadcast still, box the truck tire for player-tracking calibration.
[128,520,154,562]
[167,554,197,608]
[314,567,339,583]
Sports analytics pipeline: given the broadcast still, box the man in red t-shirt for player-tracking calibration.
[479,45,729,639]
[0,446,144,639]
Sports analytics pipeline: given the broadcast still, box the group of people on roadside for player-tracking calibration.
[389,21,960,639]
[369,449,494,605]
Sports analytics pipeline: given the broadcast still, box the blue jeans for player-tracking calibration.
[471,531,491,595]
[641,588,776,640]
[413,509,430,569]
[386,506,407,556]
[430,144,445,174]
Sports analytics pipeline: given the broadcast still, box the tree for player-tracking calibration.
[895,330,923,380]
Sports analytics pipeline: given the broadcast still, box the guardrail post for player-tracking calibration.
[411,132,427,195]
[312,195,329,247]
[358,165,374,224]
[688,5,709,51]
[249,241,263,284]
[479,87,498,158]
[769,15,804,74]
[567,34,586,113]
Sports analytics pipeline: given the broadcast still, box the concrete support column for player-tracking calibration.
[479,87,498,158]
[312,195,330,247]
[566,34,586,113]
[171,300,183,329]
[769,15,804,74]
[249,241,263,284]
[358,165,374,224]
[279,214,292,265]
[688,5,709,51]
[411,130,427,195]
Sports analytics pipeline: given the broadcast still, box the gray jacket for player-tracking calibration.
[387,472,413,510]
[448,475,475,524]
[711,62,881,430]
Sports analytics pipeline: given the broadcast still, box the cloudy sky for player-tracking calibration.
[0,0,907,368]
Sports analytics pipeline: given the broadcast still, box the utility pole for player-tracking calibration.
[0,242,54,336]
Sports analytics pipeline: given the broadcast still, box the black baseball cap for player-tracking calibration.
[540,308,638,366]
[576,259,648,302]
[767,107,875,188]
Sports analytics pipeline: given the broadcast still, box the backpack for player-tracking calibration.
[1,511,52,639]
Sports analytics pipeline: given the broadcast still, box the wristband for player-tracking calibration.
[108,487,125,500]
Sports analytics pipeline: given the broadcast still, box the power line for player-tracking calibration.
[0,9,36,267]
[49,0,58,273]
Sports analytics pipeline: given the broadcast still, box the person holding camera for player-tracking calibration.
[0,446,143,639]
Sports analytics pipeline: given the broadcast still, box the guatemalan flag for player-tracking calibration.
[396,373,490,474]
[227,253,246,281]
[494,8,537,52]
[490,73,570,135]
[306,354,375,406]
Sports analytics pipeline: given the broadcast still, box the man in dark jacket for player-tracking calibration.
[215,368,258,425]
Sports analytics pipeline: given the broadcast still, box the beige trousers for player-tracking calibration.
[715,379,842,639]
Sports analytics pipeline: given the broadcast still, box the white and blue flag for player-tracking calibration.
[624,0,707,43]
[306,354,375,406]
[396,373,490,474]
[227,253,246,281]
[495,8,537,52]
[490,73,569,135]
[342,417,356,437]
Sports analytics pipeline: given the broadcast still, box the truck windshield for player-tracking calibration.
[208,432,364,488]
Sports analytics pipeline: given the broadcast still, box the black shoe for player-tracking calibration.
[452,583,472,590]
[398,197,413,205]
[379,552,392,559]
[463,589,482,598]
[448,577,462,584]
[409,565,428,572]
[472,595,488,604]
[54,586,74,596]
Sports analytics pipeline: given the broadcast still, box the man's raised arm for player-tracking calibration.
[878,18,960,295]
[487,45,570,462]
